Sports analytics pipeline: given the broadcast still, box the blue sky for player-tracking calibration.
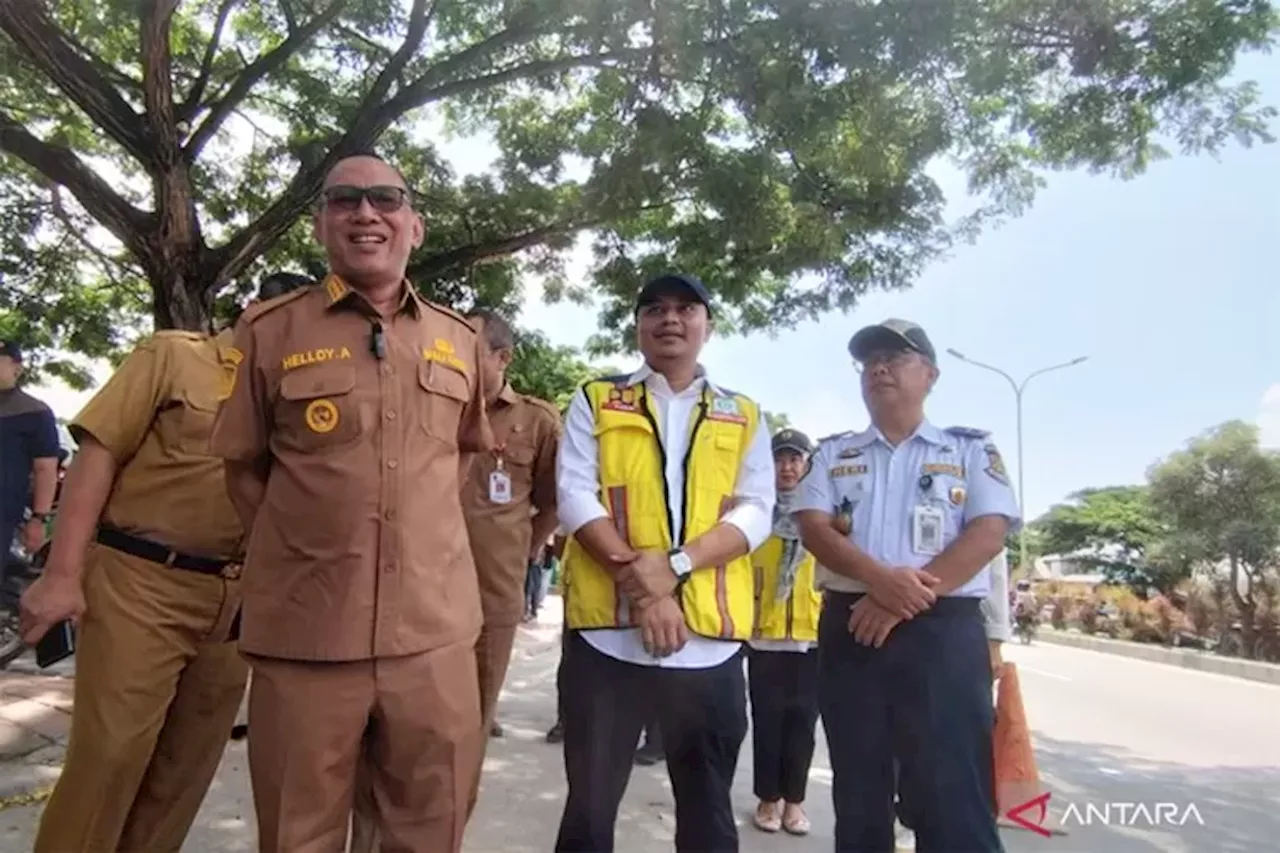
[32,55,1280,523]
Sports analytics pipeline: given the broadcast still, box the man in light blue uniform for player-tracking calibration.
[794,319,1019,853]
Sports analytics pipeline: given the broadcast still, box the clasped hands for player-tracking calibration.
[612,548,687,658]
[847,566,941,648]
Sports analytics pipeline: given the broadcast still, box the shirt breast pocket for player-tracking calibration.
[156,390,220,456]
[929,477,967,538]
[276,365,362,453]
[417,362,470,446]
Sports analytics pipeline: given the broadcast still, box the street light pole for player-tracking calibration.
[944,349,1088,573]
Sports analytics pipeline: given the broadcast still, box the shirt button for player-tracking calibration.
[387,460,398,469]
[384,509,396,521]
[385,410,397,421]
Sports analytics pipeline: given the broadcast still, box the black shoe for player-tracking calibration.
[229,723,249,741]
[489,720,504,738]
[545,720,564,744]
[633,742,664,766]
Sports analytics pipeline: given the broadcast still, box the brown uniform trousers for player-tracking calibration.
[34,330,249,853]
[211,277,494,853]
[349,382,561,852]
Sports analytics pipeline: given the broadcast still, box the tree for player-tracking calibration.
[763,410,790,435]
[1148,420,1280,657]
[2,0,1275,381]
[1030,485,1173,595]
[505,329,611,410]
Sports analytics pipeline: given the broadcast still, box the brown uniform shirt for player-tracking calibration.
[71,330,243,558]
[461,384,560,625]
[210,276,492,661]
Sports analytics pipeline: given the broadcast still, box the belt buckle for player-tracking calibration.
[221,562,243,581]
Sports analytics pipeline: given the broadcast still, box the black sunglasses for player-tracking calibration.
[320,185,411,213]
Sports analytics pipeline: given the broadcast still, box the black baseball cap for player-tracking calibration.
[772,428,813,455]
[848,318,936,364]
[0,340,23,362]
[635,273,713,315]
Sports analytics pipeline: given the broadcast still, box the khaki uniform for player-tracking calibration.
[349,384,559,852]
[210,276,491,853]
[464,383,560,726]
[34,330,248,853]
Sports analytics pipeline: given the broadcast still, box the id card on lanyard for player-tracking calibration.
[489,444,512,504]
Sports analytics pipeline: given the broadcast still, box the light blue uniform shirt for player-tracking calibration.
[793,420,1021,598]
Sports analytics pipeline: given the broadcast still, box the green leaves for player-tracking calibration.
[0,0,1275,373]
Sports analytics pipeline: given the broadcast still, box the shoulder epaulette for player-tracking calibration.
[423,300,474,330]
[521,394,562,421]
[816,430,854,444]
[150,330,207,341]
[239,285,313,324]
[945,426,991,439]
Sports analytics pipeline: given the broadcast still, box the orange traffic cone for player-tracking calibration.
[992,662,1063,835]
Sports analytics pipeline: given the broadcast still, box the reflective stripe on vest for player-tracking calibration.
[750,535,822,642]
[563,378,760,639]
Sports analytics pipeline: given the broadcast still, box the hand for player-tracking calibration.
[637,596,688,658]
[20,517,47,554]
[617,549,678,603]
[847,597,902,648]
[867,567,940,620]
[19,573,86,645]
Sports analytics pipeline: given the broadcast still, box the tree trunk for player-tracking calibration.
[1228,555,1259,659]
[144,241,217,332]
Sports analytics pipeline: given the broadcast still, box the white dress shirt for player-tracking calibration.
[557,364,776,669]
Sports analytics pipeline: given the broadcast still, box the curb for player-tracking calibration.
[1034,629,1280,685]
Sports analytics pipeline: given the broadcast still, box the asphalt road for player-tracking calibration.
[4,616,1277,852]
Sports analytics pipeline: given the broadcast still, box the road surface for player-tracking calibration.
[3,610,1277,852]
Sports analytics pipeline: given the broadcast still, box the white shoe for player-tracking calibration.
[894,819,917,850]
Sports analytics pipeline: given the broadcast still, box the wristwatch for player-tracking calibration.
[668,548,693,579]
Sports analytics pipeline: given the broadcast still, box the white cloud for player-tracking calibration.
[1258,383,1280,448]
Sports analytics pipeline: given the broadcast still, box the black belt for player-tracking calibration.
[95,526,243,581]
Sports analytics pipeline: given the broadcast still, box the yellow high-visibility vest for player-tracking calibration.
[562,375,761,639]
[750,535,821,642]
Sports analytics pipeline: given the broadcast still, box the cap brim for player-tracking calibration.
[773,442,809,455]
[637,274,712,310]
[850,325,921,360]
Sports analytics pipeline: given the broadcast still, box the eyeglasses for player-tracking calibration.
[320,185,410,214]
[854,350,920,373]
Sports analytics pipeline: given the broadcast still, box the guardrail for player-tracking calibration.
[1034,627,1280,686]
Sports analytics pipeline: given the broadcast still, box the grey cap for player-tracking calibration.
[771,428,813,455]
[848,318,936,363]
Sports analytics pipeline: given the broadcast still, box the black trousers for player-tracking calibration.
[554,633,748,853]
[819,593,1002,853]
[747,648,819,804]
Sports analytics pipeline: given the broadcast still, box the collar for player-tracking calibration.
[494,382,519,407]
[321,273,423,317]
[627,362,725,397]
[851,419,946,449]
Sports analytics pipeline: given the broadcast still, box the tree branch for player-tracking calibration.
[140,0,181,152]
[178,0,240,124]
[0,110,151,257]
[0,0,152,166]
[184,0,346,159]
[408,223,585,281]
[361,0,434,111]
[49,186,145,286]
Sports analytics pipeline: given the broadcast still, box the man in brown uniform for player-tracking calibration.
[17,297,270,851]
[348,308,560,852]
[211,153,492,853]
[462,308,561,739]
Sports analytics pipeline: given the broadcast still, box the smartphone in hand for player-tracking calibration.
[35,620,76,669]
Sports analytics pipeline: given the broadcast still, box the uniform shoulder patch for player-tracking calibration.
[239,285,313,324]
[945,425,991,439]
